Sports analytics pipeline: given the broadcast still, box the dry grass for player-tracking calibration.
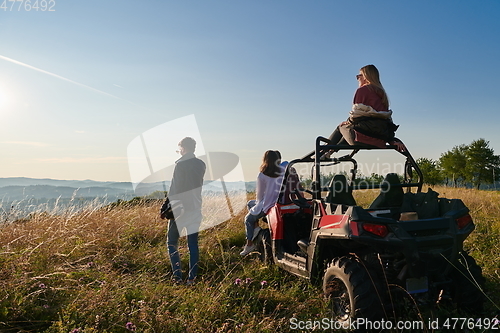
[431,186,500,308]
[0,187,499,332]
[0,196,325,332]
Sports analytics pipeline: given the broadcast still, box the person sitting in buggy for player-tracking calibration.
[240,150,286,256]
[325,64,405,156]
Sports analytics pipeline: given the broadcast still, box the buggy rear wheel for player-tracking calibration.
[450,252,485,313]
[323,256,383,326]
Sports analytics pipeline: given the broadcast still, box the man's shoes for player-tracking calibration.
[239,244,256,256]
[252,227,261,241]
[172,277,182,285]
[186,279,196,286]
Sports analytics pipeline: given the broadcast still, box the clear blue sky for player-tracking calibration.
[1,0,499,183]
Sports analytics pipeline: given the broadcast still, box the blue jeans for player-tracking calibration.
[244,200,266,241]
[167,213,200,281]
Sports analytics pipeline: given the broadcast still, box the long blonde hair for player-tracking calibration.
[360,64,389,110]
[260,150,281,178]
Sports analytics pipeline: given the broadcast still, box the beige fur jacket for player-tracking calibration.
[349,103,393,121]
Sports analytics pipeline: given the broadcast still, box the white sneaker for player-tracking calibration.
[239,244,256,256]
[252,227,262,240]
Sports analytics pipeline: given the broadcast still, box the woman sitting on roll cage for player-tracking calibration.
[323,64,406,158]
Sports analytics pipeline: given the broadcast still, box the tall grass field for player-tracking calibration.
[0,186,499,332]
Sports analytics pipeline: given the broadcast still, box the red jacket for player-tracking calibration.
[353,85,388,112]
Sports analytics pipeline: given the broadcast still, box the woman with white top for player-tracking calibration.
[240,150,284,256]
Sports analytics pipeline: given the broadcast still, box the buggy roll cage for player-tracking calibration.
[286,136,424,201]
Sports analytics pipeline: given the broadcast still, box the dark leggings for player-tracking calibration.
[328,126,348,145]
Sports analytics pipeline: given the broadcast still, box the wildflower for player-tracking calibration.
[43,304,50,309]
[39,283,47,289]
[245,278,252,284]
[126,322,136,331]
[260,280,268,287]
[234,278,242,285]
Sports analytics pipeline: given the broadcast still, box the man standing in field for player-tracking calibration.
[160,137,206,285]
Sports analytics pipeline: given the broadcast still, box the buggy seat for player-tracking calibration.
[325,174,356,208]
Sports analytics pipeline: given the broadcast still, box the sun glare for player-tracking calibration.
[0,86,9,109]
[0,91,6,107]
[0,86,13,114]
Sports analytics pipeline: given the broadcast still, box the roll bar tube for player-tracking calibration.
[309,136,423,199]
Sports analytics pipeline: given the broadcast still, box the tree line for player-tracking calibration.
[416,138,500,189]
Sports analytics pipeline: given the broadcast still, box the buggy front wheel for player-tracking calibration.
[256,228,273,264]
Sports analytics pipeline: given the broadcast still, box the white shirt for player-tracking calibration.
[249,162,287,215]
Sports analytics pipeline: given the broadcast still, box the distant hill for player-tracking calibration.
[0,177,255,221]
[0,177,255,200]
[0,178,138,203]
[0,177,133,190]
[0,185,135,201]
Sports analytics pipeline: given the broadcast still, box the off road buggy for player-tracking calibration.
[255,136,485,323]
